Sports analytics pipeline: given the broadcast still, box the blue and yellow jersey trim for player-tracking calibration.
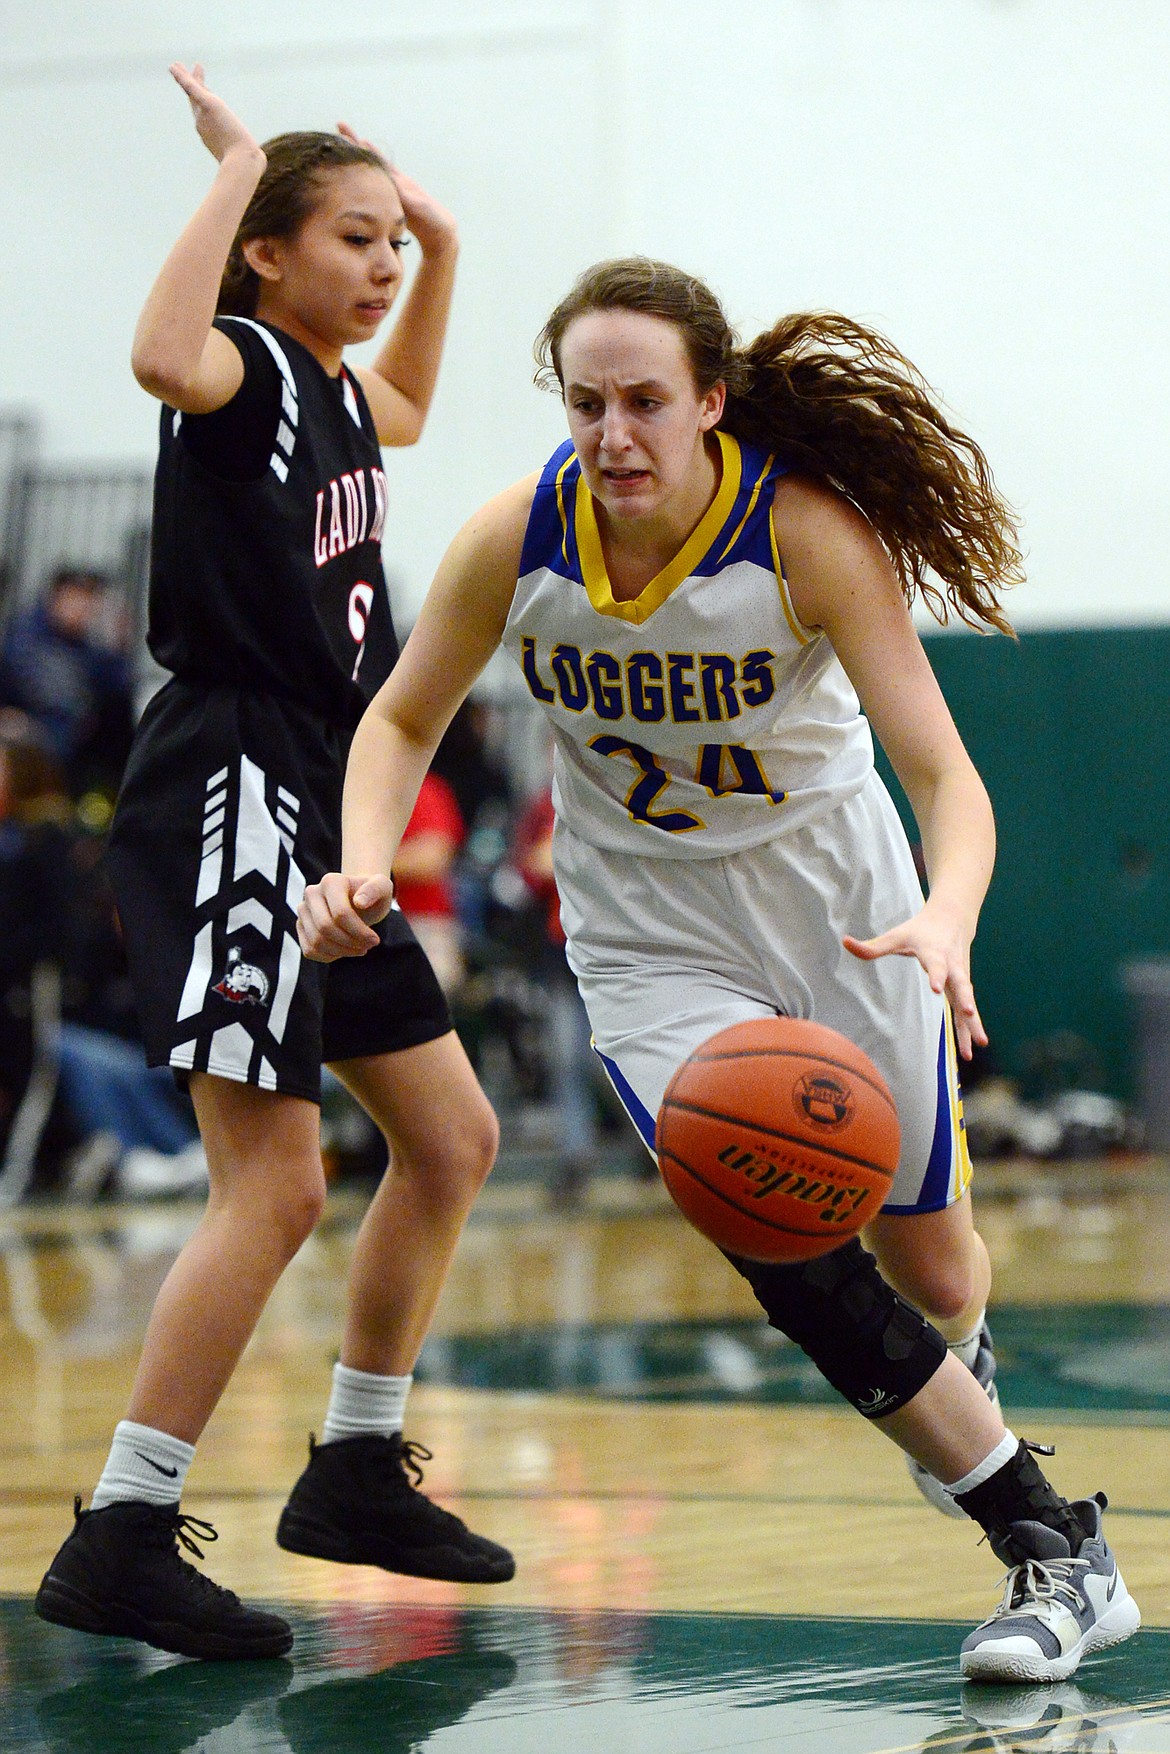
[716,445,776,565]
[518,439,584,584]
[771,512,814,648]
[575,431,743,624]
[516,433,792,621]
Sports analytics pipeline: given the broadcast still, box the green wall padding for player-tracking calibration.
[872,626,1170,1097]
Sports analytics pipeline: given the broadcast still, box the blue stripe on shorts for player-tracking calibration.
[594,1045,658,1155]
[879,1014,955,1215]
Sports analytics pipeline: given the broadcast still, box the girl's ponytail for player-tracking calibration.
[725,313,1020,634]
[537,258,1020,633]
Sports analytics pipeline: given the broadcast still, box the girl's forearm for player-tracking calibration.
[913,767,996,934]
[367,240,458,423]
[340,708,439,876]
[131,145,265,393]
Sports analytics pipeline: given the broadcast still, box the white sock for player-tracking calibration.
[945,1429,1018,1497]
[320,1363,412,1445]
[948,1311,986,1372]
[91,1420,195,1509]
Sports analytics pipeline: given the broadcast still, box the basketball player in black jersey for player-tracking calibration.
[34,64,512,1661]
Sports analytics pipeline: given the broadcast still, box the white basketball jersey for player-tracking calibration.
[502,431,875,859]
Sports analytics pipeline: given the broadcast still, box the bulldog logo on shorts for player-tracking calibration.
[794,1072,853,1131]
[213,947,271,1007]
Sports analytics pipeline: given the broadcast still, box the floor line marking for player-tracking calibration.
[4,1485,1170,1517]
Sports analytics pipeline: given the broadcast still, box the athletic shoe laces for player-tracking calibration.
[74,1494,221,1565]
[386,1439,474,1538]
[396,1439,435,1491]
[994,1553,1088,1620]
[143,1508,241,1604]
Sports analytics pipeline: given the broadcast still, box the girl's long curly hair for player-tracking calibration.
[218,132,389,318]
[535,257,1020,633]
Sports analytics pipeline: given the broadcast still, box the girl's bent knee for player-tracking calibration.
[473,1105,501,1181]
[265,1175,328,1255]
[395,1106,498,1204]
[912,1269,977,1326]
[441,1115,498,1198]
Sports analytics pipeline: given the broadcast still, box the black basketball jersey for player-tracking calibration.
[146,316,399,725]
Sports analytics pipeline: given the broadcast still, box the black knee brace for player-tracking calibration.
[728,1240,947,1417]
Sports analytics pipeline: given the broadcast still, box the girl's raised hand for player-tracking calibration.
[337,123,457,258]
[170,62,262,164]
[843,909,988,1060]
[387,166,457,258]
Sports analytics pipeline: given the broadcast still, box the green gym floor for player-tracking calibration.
[9,1602,1170,1752]
[3,1166,1170,1752]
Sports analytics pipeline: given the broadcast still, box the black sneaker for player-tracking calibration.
[276,1434,516,1584]
[34,1497,294,1660]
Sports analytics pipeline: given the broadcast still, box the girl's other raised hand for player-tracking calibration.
[170,62,263,165]
[387,166,457,258]
[337,122,457,258]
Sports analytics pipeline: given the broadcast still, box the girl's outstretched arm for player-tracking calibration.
[130,63,263,412]
[297,476,536,962]
[774,474,996,1061]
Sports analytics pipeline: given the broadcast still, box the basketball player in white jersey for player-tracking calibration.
[297,258,1139,1682]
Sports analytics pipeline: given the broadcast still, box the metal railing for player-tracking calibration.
[0,413,152,637]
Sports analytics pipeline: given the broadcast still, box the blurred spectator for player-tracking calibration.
[0,718,75,1174]
[59,823,142,1042]
[0,565,135,798]
[432,700,512,837]
[513,786,645,1207]
[0,714,202,1198]
[56,1024,205,1199]
[54,817,204,1196]
[431,700,513,941]
[394,770,466,995]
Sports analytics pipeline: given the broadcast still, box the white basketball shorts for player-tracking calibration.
[554,771,972,1215]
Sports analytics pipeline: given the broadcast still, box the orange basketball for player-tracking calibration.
[657,1017,900,1263]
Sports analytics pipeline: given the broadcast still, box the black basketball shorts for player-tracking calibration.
[107,679,451,1103]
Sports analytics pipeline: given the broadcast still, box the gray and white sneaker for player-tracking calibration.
[960,1494,1140,1683]
[907,1322,999,1518]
